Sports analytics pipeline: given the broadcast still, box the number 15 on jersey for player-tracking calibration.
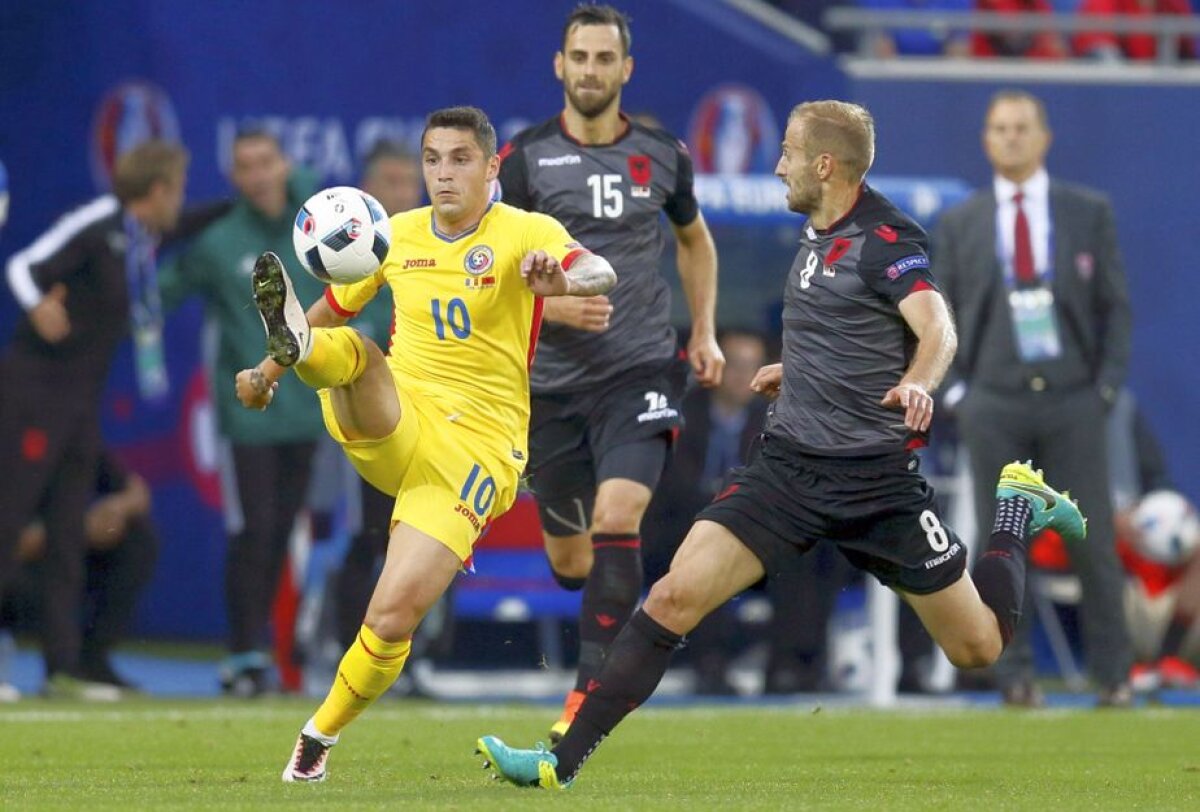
[587,173,623,218]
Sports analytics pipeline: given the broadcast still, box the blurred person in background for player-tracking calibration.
[0,140,220,699]
[498,2,723,743]
[934,90,1134,706]
[4,448,158,697]
[1074,0,1199,62]
[1028,389,1200,690]
[359,140,424,219]
[972,0,1069,58]
[158,129,325,697]
[1105,391,1200,690]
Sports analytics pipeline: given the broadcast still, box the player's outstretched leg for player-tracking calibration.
[479,520,763,789]
[975,460,1086,646]
[476,736,567,790]
[479,608,683,789]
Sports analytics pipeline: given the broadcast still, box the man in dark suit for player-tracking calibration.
[934,89,1134,706]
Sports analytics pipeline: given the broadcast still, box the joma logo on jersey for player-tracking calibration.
[403,257,436,269]
[464,245,494,275]
[454,503,482,533]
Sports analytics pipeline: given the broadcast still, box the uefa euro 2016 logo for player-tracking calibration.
[464,245,494,275]
[295,207,315,236]
[687,84,780,175]
[90,81,182,191]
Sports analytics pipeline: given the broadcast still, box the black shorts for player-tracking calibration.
[529,355,689,537]
[695,433,966,595]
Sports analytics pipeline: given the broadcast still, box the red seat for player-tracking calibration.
[484,492,545,550]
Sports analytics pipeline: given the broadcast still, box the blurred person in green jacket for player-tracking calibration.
[159,129,325,696]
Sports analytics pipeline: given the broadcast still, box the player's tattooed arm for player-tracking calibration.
[521,250,616,297]
[563,252,616,296]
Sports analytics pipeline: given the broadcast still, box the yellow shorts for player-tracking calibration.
[317,381,519,562]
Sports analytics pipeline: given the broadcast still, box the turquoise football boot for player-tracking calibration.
[476,736,569,790]
[995,460,1087,542]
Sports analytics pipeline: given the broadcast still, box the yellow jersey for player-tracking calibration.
[323,201,585,470]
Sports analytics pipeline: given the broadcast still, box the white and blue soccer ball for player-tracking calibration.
[293,186,391,284]
[1132,490,1200,566]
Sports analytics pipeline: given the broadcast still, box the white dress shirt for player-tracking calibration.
[993,167,1052,280]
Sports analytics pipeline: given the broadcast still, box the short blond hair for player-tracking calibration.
[789,101,875,183]
[112,139,189,204]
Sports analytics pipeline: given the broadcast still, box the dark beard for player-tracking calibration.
[566,85,620,119]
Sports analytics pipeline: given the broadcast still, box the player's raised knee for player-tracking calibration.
[943,630,1003,669]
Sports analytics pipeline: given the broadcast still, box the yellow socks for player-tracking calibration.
[311,625,411,737]
[295,327,368,390]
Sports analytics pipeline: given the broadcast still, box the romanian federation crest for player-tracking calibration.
[464,244,494,275]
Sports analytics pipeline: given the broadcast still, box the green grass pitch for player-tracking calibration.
[0,699,1196,809]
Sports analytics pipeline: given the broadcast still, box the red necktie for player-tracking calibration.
[1012,190,1036,285]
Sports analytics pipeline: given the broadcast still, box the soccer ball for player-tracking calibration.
[1131,490,1200,565]
[292,186,391,284]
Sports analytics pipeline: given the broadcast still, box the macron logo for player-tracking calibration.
[537,155,583,167]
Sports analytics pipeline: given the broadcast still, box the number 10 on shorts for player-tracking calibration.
[459,463,496,516]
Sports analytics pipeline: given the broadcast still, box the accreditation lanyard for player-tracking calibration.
[996,206,1062,363]
[124,213,169,402]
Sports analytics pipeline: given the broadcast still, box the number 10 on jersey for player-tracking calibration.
[431,297,472,340]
